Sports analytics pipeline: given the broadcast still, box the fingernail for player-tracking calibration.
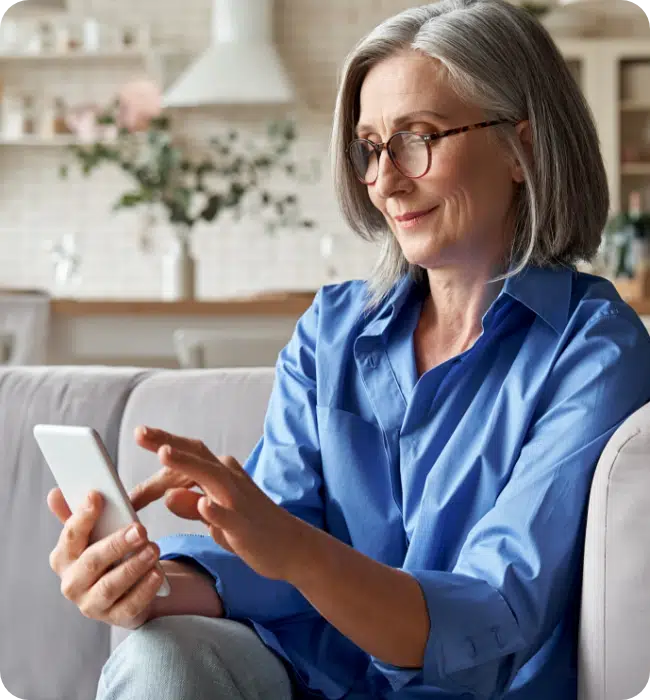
[141,427,148,436]
[125,525,143,544]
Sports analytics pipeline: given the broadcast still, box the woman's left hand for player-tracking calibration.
[131,426,308,582]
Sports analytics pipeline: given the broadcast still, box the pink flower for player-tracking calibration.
[117,79,162,133]
[65,104,101,142]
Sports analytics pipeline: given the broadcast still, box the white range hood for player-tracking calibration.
[163,0,295,107]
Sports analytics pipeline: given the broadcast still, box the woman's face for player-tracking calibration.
[356,50,527,273]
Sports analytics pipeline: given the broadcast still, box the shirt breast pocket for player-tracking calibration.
[316,406,406,565]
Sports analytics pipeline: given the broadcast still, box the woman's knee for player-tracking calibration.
[97,615,292,700]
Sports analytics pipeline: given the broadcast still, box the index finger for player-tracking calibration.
[128,467,196,512]
[135,426,211,459]
[47,488,72,524]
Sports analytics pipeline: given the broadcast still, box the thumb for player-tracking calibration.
[164,488,206,522]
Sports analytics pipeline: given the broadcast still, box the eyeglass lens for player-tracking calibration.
[349,132,430,183]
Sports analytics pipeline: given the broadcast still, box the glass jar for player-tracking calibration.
[22,95,36,135]
[53,97,70,135]
[1,92,24,140]
[39,97,56,139]
[82,18,101,52]
[38,21,55,53]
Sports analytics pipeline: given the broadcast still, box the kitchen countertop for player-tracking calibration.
[19,287,650,318]
[50,291,318,317]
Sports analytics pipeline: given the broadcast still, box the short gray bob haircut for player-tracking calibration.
[331,0,609,307]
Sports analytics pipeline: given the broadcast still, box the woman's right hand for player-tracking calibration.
[47,488,164,630]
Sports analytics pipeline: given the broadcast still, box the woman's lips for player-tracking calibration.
[394,207,437,229]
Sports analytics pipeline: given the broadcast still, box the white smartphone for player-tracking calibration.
[34,424,171,597]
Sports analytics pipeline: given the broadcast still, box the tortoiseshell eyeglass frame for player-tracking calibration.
[347,118,521,185]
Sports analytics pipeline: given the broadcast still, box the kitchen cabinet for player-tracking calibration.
[555,37,650,215]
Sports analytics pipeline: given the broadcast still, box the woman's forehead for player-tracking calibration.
[357,53,459,127]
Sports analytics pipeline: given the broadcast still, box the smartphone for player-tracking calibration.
[33,424,171,597]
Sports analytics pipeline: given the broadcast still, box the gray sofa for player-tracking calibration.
[1,365,649,700]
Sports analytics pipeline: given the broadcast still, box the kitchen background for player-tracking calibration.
[1,0,650,301]
[1,0,650,368]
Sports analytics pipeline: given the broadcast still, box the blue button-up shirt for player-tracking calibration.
[157,265,650,700]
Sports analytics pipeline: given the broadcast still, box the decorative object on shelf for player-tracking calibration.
[43,233,82,294]
[22,94,35,135]
[58,78,318,300]
[0,19,20,54]
[602,191,650,297]
[0,90,24,140]
[621,61,650,104]
[39,96,56,139]
[318,232,340,284]
[0,15,150,56]
[622,142,644,164]
[63,102,115,141]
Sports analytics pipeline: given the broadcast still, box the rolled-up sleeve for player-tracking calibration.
[158,288,326,625]
[372,307,650,697]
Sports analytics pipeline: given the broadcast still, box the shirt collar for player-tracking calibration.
[360,272,422,340]
[362,264,574,339]
[500,265,574,334]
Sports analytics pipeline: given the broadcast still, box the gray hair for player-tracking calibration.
[331,0,609,307]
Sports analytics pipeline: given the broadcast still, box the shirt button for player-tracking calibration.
[367,354,379,369]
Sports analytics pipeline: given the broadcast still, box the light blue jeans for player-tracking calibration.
[96,615,294,700]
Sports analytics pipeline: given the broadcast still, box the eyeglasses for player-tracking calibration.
[347,119,518,185]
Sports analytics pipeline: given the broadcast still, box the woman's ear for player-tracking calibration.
[512,120,533,183]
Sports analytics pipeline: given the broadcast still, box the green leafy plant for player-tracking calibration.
[59,81,318,236]
[605,211,650,239]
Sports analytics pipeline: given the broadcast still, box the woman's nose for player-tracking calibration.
[374,149,409,198]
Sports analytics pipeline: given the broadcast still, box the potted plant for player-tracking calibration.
[59,79,318,300]
[601,192,650,297]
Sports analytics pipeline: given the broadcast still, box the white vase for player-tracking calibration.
[161,227,196,301]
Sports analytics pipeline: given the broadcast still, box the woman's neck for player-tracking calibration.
[417,263,504,360]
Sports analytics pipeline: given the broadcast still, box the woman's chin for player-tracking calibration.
[398,240,448,269]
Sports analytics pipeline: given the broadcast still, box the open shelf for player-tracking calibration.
[621,100,650,112]
[621,163,650,176]
[0,135,102,147]
[0,49,147,62]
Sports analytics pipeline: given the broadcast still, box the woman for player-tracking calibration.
[47,1,650,698]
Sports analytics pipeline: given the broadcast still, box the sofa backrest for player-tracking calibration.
[579,401,650,700]
[116,367,276,543]
[111,367,276,651]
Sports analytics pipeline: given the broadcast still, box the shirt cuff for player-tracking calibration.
[404,569,525,696]
[156,533,312,623]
